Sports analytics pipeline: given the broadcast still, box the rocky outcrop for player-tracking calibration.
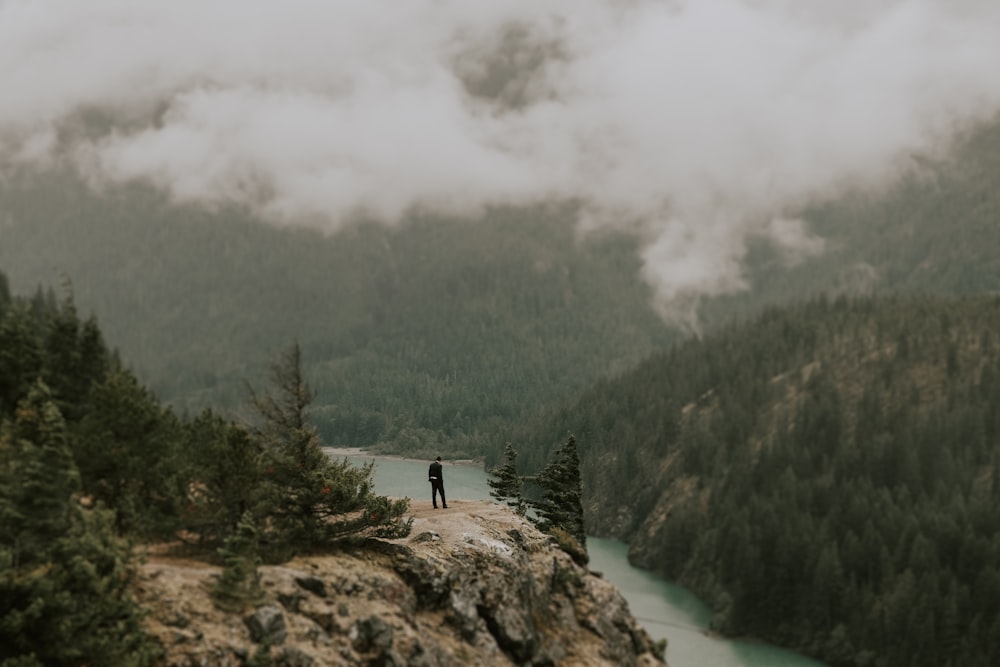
[135,501,666,666]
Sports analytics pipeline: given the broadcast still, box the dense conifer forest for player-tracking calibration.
[0,277,411,665]
[513,295,1000,666]
[0,176,676,458]
[3,118,1000,464]
[700,116,1000,323]
[0,272,601,664]
[3,2,1000,664]
[2,103,999,667]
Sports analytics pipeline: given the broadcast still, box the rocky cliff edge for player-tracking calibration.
[135,499,667,667]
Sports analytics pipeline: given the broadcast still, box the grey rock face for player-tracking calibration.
[294,575,328,598]
[244,604,288,644]
[136,501,666,667]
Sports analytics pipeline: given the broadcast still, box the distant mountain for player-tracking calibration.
[513,294,1000,666]
[0,173,675,457]
[2,114,998,463]
[698,115,1000,325]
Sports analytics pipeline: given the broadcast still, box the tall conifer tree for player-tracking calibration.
[488,442,526,515]
[530,434,586,547]
[0,382,152,666]
[250,344,411,548]
[212,511,265,611]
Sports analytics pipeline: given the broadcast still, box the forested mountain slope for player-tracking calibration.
[2,116,999,460]
[2,268,655,666]
[514,295,1000,667]
[0,175,675,456]
[700,115,1000,324]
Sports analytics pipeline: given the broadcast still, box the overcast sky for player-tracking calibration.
[3,0,1000,323]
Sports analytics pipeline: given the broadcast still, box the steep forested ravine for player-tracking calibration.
[514,295,1000,667]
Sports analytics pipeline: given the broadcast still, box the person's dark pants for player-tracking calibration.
[432,481,447,508]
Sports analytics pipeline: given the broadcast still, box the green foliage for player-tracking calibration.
[212,512,265,612]
[0,271,10,309]
[517,294,1000,667]
[488,442,526,515]
[0,382,81,562]
[0,275,187,540]
[0,306,43,420]
[0,384,152,666]
[250,344,412,550]
[651,638,667,662]
[697,116,1000,328]
[6,117,1000,463]
[41,296,108,423]
[184,411,264,543]
[528,435,587,557]
[75,368,186,538]
[2,113,1000,665]
[0,269,421,663]
[0,178,676,458]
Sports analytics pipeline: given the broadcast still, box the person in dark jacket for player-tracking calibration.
[428,456,447,509]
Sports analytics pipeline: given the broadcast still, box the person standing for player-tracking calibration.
[428,456,448,509]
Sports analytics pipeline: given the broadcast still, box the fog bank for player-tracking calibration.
[3,0,999,323]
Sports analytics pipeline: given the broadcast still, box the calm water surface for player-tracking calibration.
[332,451,828,667]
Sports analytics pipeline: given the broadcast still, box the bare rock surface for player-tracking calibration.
[135,500,667,666]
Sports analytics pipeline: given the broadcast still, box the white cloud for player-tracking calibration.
[3,0,1000,315]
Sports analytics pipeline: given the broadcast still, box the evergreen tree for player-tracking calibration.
[0,382,80,563]
[0,383,152,666]
[250,343,329,542]
[212,512,265,612]
[0,270,10,310]
[0,306,43,421]
[529,434,586,551]
[36,291,110,425]
[510,295,1000,666]
[488,442,526,515]
[74,368,185,537]
[40,296,84,420]
[250,344,411,549]
[184,410,264,543]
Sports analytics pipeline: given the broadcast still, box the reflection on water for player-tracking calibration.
[333,451,828,667]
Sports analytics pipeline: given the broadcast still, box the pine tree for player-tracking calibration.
[1,382,80,563]
[250,343,329,542]
[184,411,264,542]
[529,434,586,559]
[250,344,411,549]
[74,368,185,537]
[40,295,84,421]
[488,442,525,515]
[0,306,43,421]
[212,512,265,612]
[0,382,152,666]
[0,270,10,310]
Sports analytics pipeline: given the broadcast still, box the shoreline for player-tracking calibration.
[323,446,485,469]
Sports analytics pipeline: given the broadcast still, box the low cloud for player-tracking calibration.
[3,0,1000,320]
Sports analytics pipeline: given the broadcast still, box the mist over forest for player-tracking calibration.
[3,2,1000,666]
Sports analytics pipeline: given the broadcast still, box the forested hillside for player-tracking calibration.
[0,271,412,663]
[514,295,1000,667]
[2,117,999,459]
[701,115,1000,323]
[0,173,674,457]
[0,171,672,456]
